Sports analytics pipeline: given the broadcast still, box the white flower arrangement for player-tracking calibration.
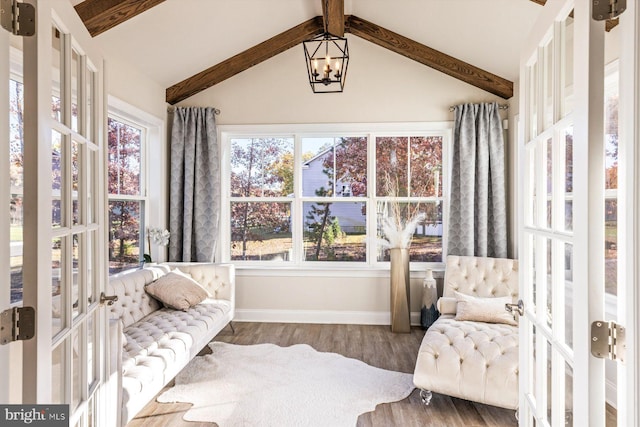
[378,172,425,250]
[379,211,426,249]
[144,227,170,263]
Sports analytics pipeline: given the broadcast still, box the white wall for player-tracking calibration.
[106,58,169,261]
[106,56,166,120]
[176,34,512,324]
[180,36,507,125]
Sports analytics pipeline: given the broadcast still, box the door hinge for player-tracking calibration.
[0,306,35,345]
[593,0,627,21]
[591,320,626,363]
[0,0,35,36]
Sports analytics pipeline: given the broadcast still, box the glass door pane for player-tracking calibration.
[70,49,80,132]
[52,237,64,337]
[542,40,554,131]
[563,126,574,232]
[2,19,25,404]
[602,67,618,421]
[560,17,574,118]
[8,39,25,307]
[51,26,63,122]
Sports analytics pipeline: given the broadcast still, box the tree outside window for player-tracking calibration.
[230,138,294,261]
[107,116,145,273]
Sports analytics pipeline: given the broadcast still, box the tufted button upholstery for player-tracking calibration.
[107,263,235,425]
[413,255,519,410]
[108,265,169,328]
[443,255,518,301]
[414,316,518,409]
[121,300,231,412]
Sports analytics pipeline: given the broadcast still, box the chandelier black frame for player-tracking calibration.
[303,32,349,93]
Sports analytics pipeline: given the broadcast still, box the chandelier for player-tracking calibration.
[303,11,349,93]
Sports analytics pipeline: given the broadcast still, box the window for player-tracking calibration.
[107,115,146,273]
[222,124,451,267]
[375,136,443,263]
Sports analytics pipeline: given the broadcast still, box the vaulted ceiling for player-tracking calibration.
[70,0,618,105]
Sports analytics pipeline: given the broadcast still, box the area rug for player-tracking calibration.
[157,342,415,426]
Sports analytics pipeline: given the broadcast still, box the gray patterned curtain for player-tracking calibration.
[169,107,220,262]
[447,102,507,258]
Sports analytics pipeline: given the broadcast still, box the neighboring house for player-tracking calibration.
[301,148,366,234]
[302,148,443,237]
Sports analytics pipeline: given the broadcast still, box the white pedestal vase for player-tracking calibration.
[390,248,411,333]
[420,269,439,330]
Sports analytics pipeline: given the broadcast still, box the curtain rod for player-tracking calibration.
[167,106,221,115]
[449,104,509,112]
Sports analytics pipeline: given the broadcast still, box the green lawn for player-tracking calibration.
[10,225,22,241]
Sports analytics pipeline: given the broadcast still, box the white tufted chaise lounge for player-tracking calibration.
[413,255,519,410]
[107,262,235,425]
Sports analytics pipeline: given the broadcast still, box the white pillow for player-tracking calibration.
[436,297,458,315]
[145,269,210,311]
[453,291,517,326]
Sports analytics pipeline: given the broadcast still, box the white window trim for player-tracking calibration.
[107,96,166,269]
[219,122,453,273]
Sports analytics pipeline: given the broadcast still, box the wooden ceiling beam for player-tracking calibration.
[322,0,345,37]
[166,17,324,105]
[528,0,619,31]
[75,0,166,37]
[345,15,513,99]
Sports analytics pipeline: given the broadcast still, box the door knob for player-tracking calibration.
[505,299,524,317]
[100,292,118,306]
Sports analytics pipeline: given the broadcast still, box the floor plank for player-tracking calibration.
[129,322,518,427]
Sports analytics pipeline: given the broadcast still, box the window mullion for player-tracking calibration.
[293,133,303,263]
[368,132,376,266]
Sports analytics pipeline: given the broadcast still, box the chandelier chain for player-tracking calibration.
[323,0,329,34]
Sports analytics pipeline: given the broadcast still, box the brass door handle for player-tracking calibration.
[505,300,524,317]
[100,292,118,306]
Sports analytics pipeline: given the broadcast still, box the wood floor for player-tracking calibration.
[128,322,518,427]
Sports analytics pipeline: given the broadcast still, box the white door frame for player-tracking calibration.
[618,1,640,425]
[22,0,54,403]
[572,1,606,424]
[0,14,11,407]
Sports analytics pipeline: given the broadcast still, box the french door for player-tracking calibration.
[518,0,638,426]
[0,6,14,407]
[1,1,112,426]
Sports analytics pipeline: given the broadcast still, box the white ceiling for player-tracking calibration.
[72,0,542,94]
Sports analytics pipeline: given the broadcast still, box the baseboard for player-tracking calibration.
[235,309,422,326]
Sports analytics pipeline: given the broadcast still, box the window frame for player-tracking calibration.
[220,122,452,271]
[106,96,165,275]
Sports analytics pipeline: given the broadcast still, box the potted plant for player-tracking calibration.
[143,227,170,265]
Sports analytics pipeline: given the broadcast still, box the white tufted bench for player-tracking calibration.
[413,255,519,410]
[107,262,235,425]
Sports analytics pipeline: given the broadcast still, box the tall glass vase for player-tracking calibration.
[390,247,411,333]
